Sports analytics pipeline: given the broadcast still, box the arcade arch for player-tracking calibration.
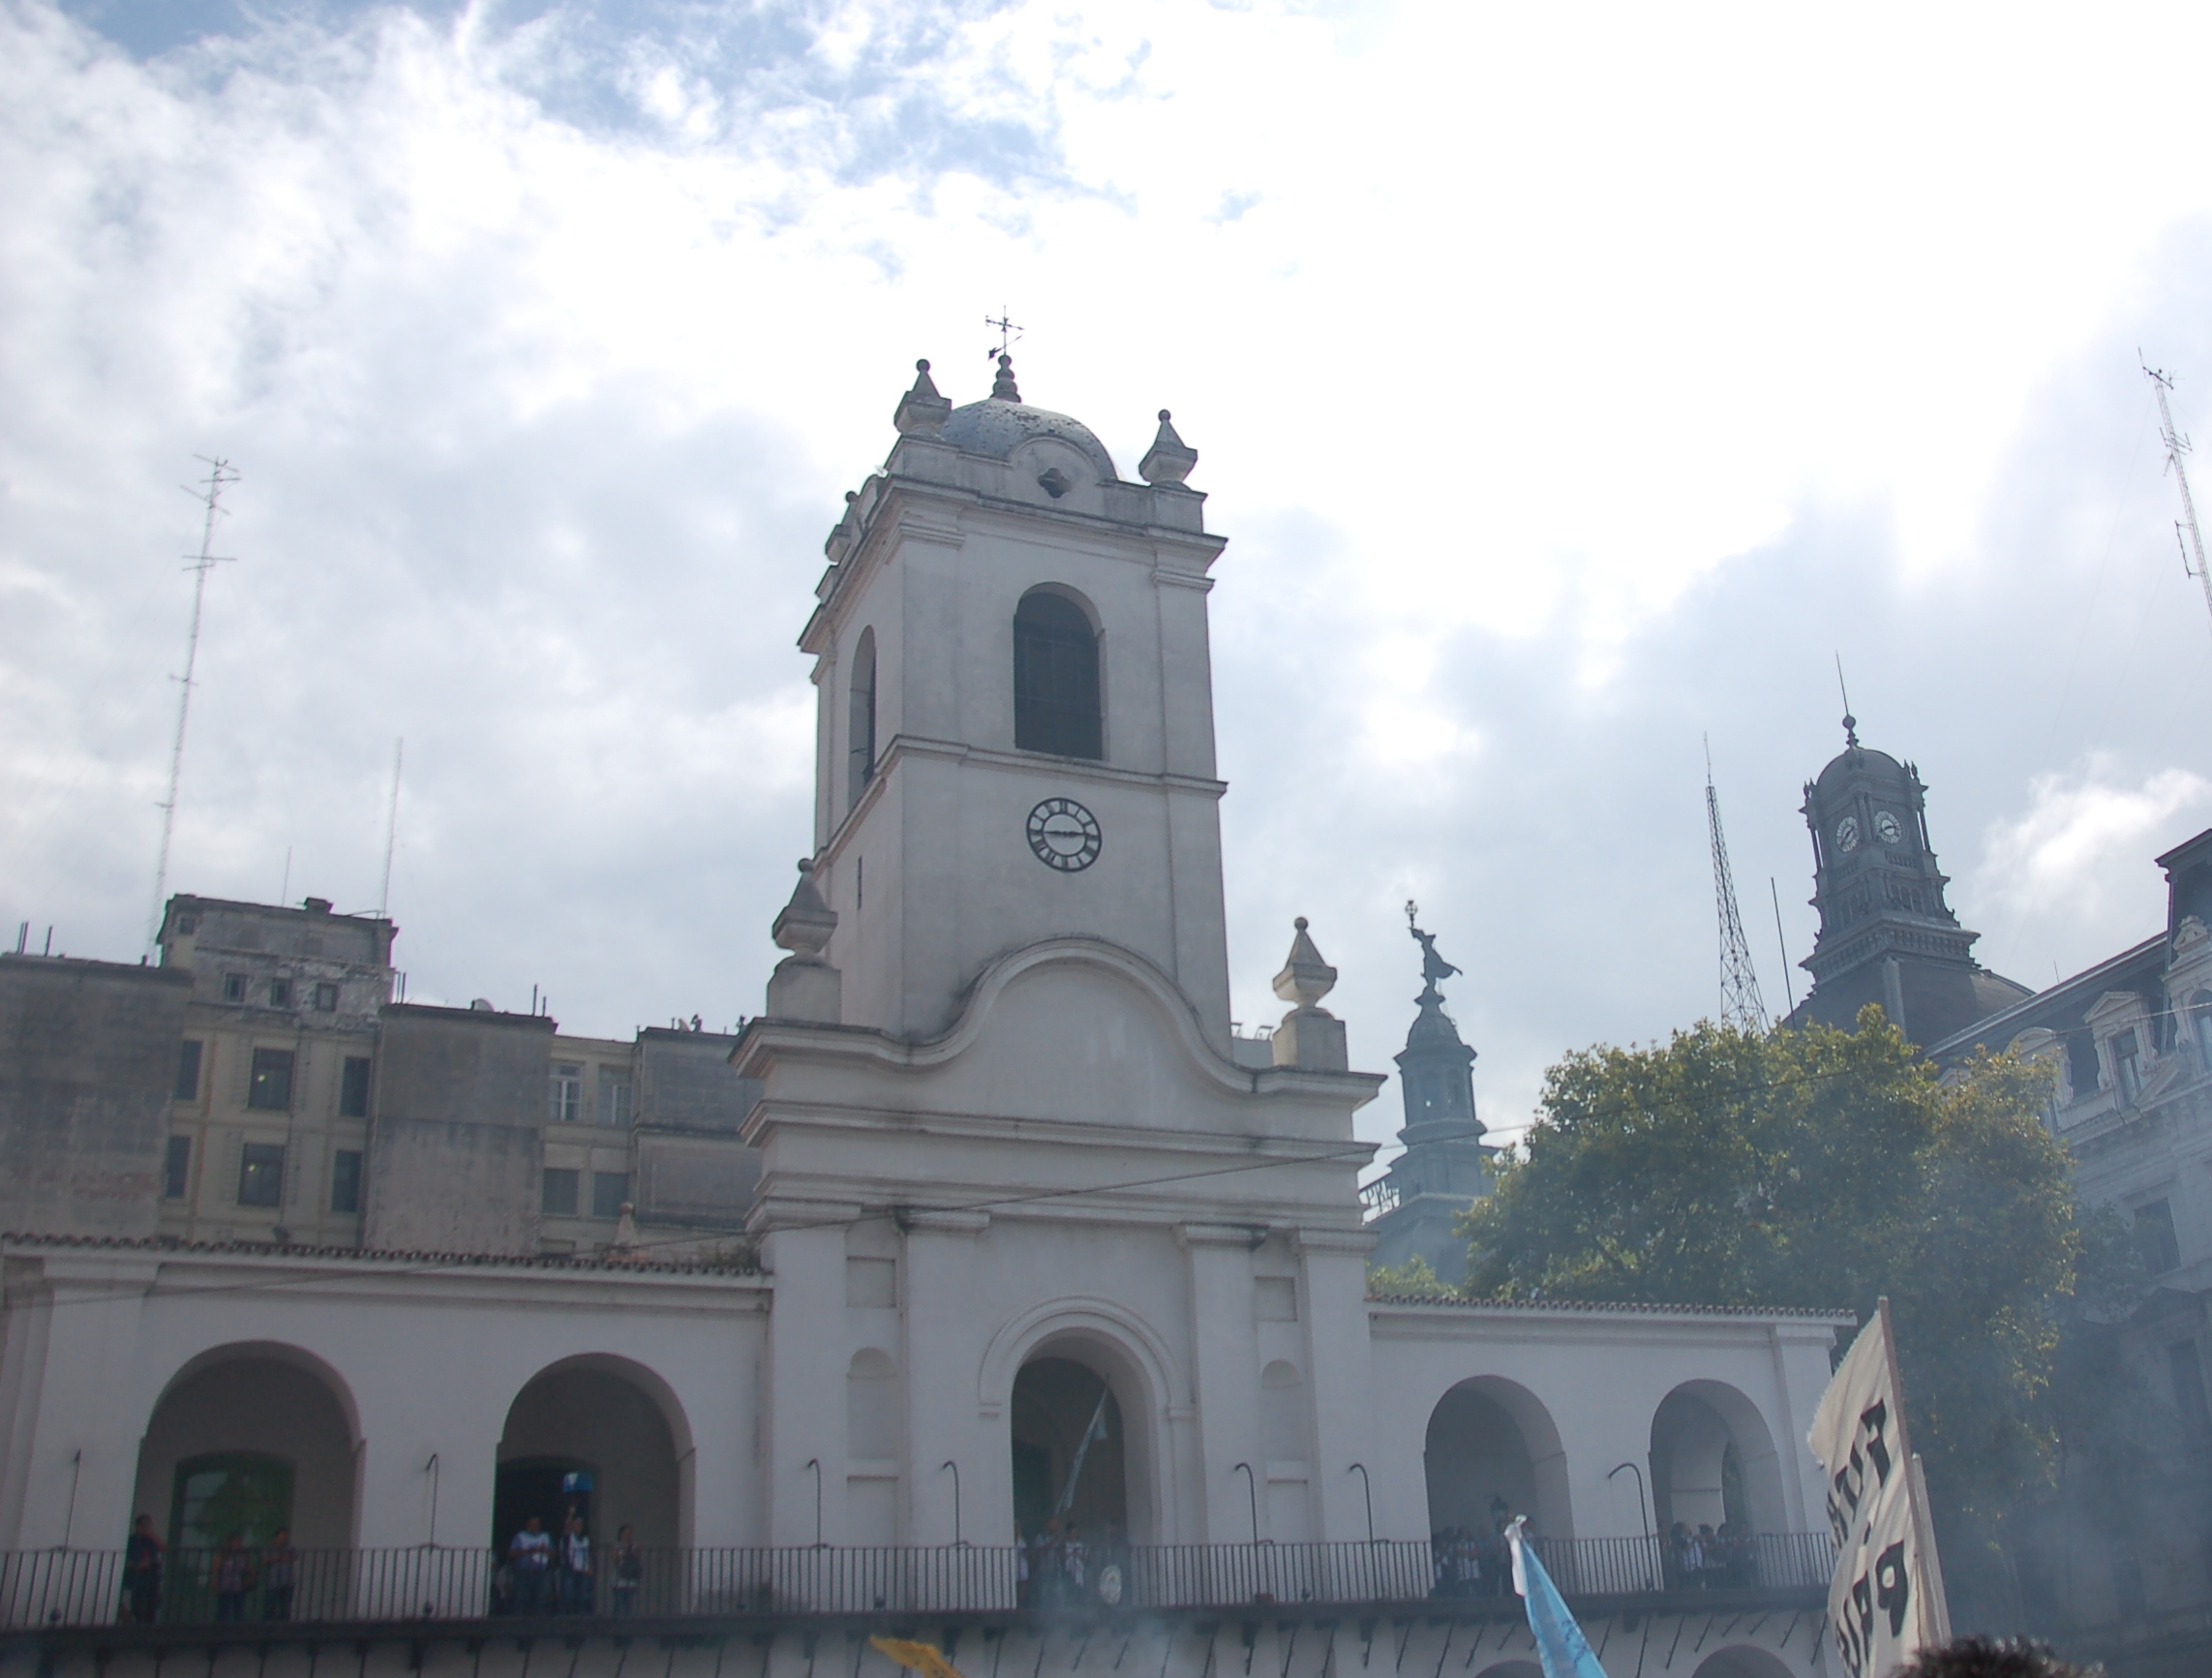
[1423,1377,1572,1541]
[1650,1381,1787,1539]
[131,1342,358,1553]
[492,1356,689,1559]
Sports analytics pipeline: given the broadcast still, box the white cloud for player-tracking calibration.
[6,0,2212,1129]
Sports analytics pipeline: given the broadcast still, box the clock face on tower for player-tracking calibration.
[1874,809,1903,845]
[1835,815,1861,853]
[1026,797,1103,872]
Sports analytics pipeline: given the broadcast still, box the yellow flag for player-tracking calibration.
[870,1637,969,1678]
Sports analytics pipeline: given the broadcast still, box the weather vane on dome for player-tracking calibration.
[1834,653,1859,747]
[985,308,1023,361]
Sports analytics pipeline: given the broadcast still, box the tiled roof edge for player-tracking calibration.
[0,1230,762,1277]
[1367,1292,1855,1322]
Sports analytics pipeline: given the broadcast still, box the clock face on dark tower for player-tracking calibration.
[1026,798,1103,872]
[1874,809,1902,845]
[1834,815,1861,853]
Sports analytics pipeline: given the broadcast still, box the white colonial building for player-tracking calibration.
[0,354,1847,1678]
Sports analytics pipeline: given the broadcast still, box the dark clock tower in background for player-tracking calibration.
[1787,712,2032,1047]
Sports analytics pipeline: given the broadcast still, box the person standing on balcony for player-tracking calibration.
[560,1511,593,1614]
[261,1527,296,1620]
[122,1514,164,1625]
[211,1533,256,1622]
[508,1516,552,1614]
[609,1524,642,1617]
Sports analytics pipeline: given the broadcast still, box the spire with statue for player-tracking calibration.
[1361,903,1495,1287]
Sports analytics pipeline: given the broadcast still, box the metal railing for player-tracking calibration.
[0,1535,1834,1630]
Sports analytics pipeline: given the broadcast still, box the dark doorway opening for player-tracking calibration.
[492,1457,593,1554]
[1010,1358,1126,1541]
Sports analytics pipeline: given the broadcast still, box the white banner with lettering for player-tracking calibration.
[1808,1308,1947,1678]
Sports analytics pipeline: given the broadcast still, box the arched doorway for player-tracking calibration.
[133,1345,358,1552]
[1650,1381,1786,1541]
[1011,1356,1126,1542]
[1423,1377,1572,1541]
[492,1355,688,1602]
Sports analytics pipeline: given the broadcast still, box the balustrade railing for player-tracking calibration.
[0,1535,1834,1631]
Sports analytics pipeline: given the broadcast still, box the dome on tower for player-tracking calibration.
[939,353,1119,480]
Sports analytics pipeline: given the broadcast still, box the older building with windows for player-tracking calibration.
[1924,825,2212,1677]
[0,356,1851,1678]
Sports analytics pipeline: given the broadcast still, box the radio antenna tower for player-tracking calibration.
[1706,736,1768,1031]
[2142,359,2212,645]
[147,458,240,949]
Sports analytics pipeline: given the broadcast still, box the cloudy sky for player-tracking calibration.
[5,0,2211,1160]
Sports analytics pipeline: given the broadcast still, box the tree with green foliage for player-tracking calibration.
[1461,1007,2082,1530]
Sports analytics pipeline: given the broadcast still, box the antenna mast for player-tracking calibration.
[2143,360,2212,644]
[148,458,239,949]
[1706,736,1769,1032]
[378,738,404,917]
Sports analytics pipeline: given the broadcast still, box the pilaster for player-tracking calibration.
[1176,1223,1262,1541]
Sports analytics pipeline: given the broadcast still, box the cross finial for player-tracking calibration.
[985,308,1022,360]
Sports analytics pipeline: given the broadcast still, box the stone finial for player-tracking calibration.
[1138,409,1198,486]
[893,358,952,437]
[772,858,837,955]
[991,351,1022,403]
[1272,915,1338,1007]
[1271,917,1348,1072]
[766,858,842,1023]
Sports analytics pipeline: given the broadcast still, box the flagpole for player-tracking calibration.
[1877,1297,1953,1644]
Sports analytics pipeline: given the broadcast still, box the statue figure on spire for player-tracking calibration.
[1405,900,1462,1004]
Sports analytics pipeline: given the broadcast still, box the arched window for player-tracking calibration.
[848,628,878,813]
[1013,590,1101,760]
[846,1348,898,1459]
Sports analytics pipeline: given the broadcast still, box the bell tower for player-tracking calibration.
[1789,711,2029,1046]
[780,355,1233,1048]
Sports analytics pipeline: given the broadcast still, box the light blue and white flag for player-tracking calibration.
[1506,1518,1608,1678]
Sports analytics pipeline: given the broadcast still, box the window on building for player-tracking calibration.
[2113,1028,2144,1102]
[247,1048,295,1112]
[2066,1028,2100,1096]
[1013,589,1102,759]
[339,1055,372,1118]
[223,973,247,1003]
[163,1136,191,1200]
[598,1070,632,1128]
[2194,992,2212,1076]
[549,1063,584,1125]
[2137,1199,2182,1273]
[313,982,339,1013]
[174,1040,203,1102]
[2171,1341,2211,1434]
[542,1168,580,1216]
[330,1149,363,1214]
[267,978,293,1009]
[848,626,878,813]
[591,1171,629,1219]
[238,1143,285,1207]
